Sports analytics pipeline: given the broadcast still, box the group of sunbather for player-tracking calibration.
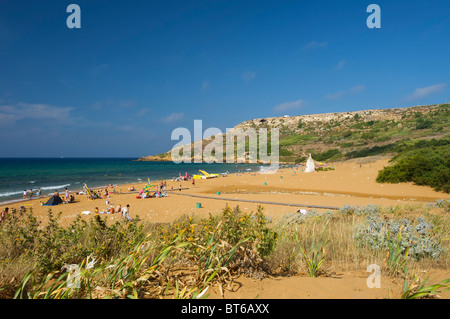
[139,181,169,198]
[94,203,132,221]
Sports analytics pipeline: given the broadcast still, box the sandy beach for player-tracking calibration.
[2,158,448,227]
[2,158,449,299]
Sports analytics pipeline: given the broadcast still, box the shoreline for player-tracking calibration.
[1,158,448,229]
[0,162,297,206]
[0,179,163,206]
[0,168,256,208]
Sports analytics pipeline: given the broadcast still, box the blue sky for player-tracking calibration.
[0,0,449,157]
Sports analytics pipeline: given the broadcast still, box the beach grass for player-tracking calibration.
[1,201,448,299]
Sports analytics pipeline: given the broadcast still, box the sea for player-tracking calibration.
[0,158,263,204]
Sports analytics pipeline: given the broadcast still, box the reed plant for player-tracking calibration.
[401,263,450,299]
[295,223,329,277]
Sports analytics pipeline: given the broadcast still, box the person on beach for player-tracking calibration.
[0,207,8,223]
[65,188,69,203]
[115,204,121,214]
[121,204,131,221]
[36,188,41,197]
[23,190,27,199]
[109,206,115,214]
[192,179,195,187]
[54,190,59,197]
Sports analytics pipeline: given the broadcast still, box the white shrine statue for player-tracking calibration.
[304,153,315,173]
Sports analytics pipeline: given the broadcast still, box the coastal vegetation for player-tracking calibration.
[376,137,450,193]
[1,202,448,299]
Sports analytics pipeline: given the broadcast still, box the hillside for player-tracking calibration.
[138,103,450,164]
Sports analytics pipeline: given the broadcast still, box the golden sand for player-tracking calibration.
[2,158,447,226]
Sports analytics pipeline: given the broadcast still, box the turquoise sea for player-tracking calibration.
[0,158,262,204]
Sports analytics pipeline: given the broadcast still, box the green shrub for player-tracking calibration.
[279,148,294,156]
[280,134,316,147]
[157,205,277,258]
[415,118,433,130]
[376,144,450,193]
[339,142,354,148]
[295,156,306,163]
[313,149,342,161]
[374,136,391,143]
[0,209,145,274]
[361,132,375,140]
[341,131,352,138]
[1,205,278,299]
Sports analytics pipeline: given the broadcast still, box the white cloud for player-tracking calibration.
[404,83,447,101]
[91,98,136,110]
[201,80,210,91]
[273,99,304,113]
[136,108,150,117]
[117,99,135,108]
[0,103,73,124]
[163,112,184,123]
[92,101,103,110]
[349,85,366,94]
[90,64,109,76]
[242,71,256,82]
[303,41,328,50]
[325,85,366,100]
[334,60,345,70]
